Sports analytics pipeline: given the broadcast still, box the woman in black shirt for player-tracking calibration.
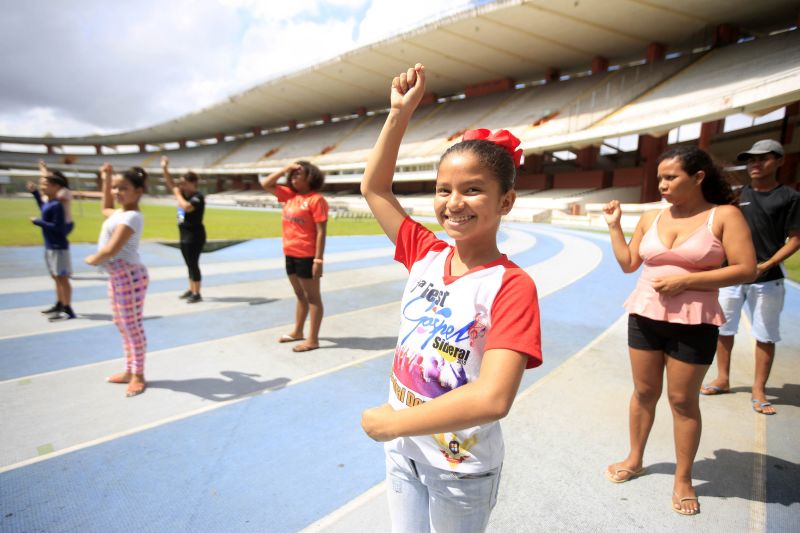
[161,156,206,303]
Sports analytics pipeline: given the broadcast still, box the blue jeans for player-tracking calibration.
[385,449,501,533]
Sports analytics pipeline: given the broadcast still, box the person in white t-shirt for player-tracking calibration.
[85,164,149,397]
[360,63,542,532]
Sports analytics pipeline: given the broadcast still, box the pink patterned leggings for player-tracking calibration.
[108,260,149,375]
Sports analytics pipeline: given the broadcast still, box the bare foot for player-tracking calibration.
[278,333,304,343]
[107,372,132,384]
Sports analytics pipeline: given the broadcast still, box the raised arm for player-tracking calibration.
[160,156,194,212]
[602,200,651,273]
[27,182,44,209]
[99,164,116,218]
[260,163,299,196]
[361,63,426,244]
[651,205,757,295]
[38,160,48,179]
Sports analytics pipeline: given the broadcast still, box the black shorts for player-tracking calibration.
[285,256,314,279]
[627,314,718,365]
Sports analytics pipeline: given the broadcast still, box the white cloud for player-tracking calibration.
[0,0,480,140]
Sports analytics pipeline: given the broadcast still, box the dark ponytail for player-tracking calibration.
[657,146,733,205]
[122,166,148,192]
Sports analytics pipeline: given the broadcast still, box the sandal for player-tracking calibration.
[752,399,776,415]
[126,381,146,397]
[292,344,319,353]
[672,492,700,515]
[605,465,645,483]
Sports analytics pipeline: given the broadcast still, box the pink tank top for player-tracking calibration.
[624,208,726,325]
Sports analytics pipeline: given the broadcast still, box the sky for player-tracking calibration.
[0,0,490,141]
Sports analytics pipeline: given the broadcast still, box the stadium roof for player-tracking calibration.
[3,0,798,147]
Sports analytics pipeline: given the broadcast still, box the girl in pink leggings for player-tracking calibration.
[86,164,149,397]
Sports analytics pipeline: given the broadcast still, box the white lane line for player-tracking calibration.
[0,305,398,474]
[0,262,407,340]
[299,482,386,533]
[0,245,397,295]
[523,227,603,298]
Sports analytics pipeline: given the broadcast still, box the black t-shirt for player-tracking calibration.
[739,184,800,282]
[178,192,205,239]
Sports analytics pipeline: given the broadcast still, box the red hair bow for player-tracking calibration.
[462,128,523,168]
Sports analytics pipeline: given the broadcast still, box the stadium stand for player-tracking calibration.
[2,3,798,229]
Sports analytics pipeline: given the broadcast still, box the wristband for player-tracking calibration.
[313,258,323,264]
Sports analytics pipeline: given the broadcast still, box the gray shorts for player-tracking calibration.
[45,249,72,277]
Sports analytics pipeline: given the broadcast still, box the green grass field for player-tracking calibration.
[0,197,433,245]
[4,197,798,281]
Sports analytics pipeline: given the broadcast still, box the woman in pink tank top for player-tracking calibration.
[602,146,756,515]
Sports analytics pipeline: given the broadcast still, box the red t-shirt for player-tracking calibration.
[387,217,542,473]
[274,185,329,257]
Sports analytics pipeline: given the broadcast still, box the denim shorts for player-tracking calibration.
[718,281,785,343]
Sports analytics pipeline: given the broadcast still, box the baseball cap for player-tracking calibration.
[737,139,785,161]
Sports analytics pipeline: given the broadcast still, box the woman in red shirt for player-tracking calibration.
[261,161,328,352]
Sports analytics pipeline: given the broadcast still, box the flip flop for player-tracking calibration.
[700,384,729,395]
[126,382,146,397]
[752,399,776,415]
[106,373,131,384]
[279,334,304,343]
[292,344,319,353]
[605,465,645,484]
[672,493,699,515]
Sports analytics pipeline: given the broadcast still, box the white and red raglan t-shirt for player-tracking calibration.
[386,217,542,473]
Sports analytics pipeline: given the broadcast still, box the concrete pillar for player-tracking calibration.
[646,42,666,63]
[322,114,332,124]
[638,134,668,202]
[138,143,146,153]
[355,107,367,117]
[780,101,798,146]
[288,120,297,130]
[698,119,723,150]
[94,145,102,155]
[544,67,560,83]
[179,139,187,149]
[576,146,599,170]
[46,144,54,154]
[525,154,544,174]
[216,133,225,143]
[591,56,609,75]
[251,127,261,137]
[713,24,739,47]
[419,92,438,106]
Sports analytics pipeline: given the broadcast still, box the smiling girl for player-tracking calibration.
[86,164,149,397]
[360,63,542,532]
